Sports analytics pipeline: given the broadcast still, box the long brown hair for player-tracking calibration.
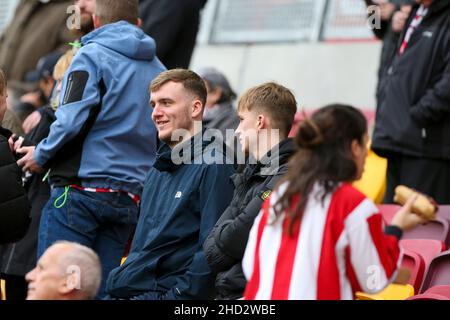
[274,104,367,234]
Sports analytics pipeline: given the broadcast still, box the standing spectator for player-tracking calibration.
[15,0,166,298]
[0,51,75,301]
[0,68,30,246]
[198,67,239,136]
[243,105,426,300]
[139,0,207,69]
[73,0,97,37]
[364,0,415,87]
[106,69,235,300]
[0,0,76,82]
[203,82,297,300]
[372,0,450,203]
[26,242,101,300]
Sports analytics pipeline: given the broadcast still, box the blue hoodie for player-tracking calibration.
[35,21,166,195]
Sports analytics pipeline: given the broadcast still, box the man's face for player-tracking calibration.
[75,0,96,34]
[25,246,65,300]
[235,109,259,156]
[151,82,195,147]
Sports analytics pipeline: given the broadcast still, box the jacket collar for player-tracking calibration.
[153,127,228,172]
[246,138,296,177]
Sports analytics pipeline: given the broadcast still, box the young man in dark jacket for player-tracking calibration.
[106,69,235,300]
[203,82,297,299]
[372,0,450,203]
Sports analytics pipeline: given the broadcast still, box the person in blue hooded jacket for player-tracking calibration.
[105,69,235,300]
[16,0,166,298]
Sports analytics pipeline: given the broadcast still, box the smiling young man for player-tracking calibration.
[202,82,297,300]
[106,69,235,300]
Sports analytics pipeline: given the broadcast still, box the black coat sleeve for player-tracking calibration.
[0,134,31,244]
[409,36,450,126]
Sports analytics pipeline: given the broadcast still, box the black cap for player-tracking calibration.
[25,51,64,83]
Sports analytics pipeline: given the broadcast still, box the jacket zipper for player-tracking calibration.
[4,243,17,274]
[63,73,74,105]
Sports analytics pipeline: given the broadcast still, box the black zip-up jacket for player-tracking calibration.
[1,106,55,276]
[372,0,450,160]
[0,127,30,244]
[203,139,295,299]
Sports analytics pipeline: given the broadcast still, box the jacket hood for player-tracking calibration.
[81,21,156,61]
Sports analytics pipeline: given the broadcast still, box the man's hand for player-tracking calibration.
[8,134,24,152]
[392,5,412,33]
[16,146,43,174]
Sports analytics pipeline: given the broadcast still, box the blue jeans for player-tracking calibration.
[37,187,138,299]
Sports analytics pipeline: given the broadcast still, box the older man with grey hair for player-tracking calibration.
[25,241,101,300]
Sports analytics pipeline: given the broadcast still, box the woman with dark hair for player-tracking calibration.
[242,104,425,300]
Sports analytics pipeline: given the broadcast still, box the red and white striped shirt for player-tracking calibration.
[243,183,402,300]
[399,5,428,55]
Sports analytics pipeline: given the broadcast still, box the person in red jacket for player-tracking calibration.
[243,104,426,300]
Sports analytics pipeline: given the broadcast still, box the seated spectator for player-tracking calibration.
[0,68,31,246]
[198,67,239,136]
[106,69,235,300]
[26,241,101,300]
[0,50,75,301]
[243,104,426,300]
[203,82,297,300]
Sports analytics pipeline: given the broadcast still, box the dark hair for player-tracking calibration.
[238,82,297,137]
[95,0,139,26]
[274,104,367,234]
[150,69,207,107]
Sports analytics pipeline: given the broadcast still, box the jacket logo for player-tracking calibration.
[422,31,433,38]
[261,190,272,201]
[175,191,182,199]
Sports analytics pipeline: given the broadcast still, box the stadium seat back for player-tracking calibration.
[420,250,450,293]
[402,217,450,247]
[377,204,401,224]
[400,248,425,293]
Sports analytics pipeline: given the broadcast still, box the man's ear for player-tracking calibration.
[192,100,203,119]
[137,18,143,28]
[93,14,101,29]
[58,273,79,296]
[257,114,266,130]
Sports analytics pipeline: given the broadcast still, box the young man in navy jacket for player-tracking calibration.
[106,69,235,300]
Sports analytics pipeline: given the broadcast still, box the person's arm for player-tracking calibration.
[33,51,100,167]
[409,44,450,126]
[346,196,424,294]
[132,164,235,300]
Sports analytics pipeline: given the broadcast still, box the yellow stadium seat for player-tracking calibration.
[355,284,415,300]
[353,142,387,204]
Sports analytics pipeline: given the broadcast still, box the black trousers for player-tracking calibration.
[384,152,450,204]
